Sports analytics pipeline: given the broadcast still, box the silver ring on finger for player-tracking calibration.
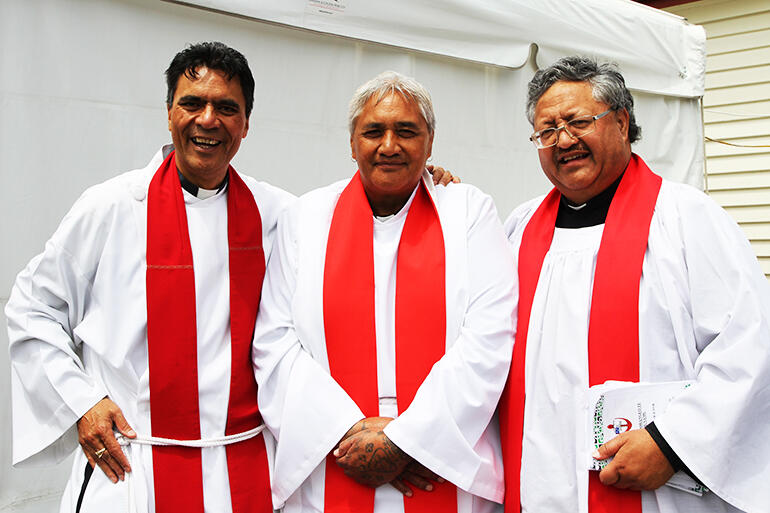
[95,448,107,459]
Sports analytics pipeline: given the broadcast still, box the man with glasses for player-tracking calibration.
[499,56,770,513]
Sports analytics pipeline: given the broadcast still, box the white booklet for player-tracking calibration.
[586,380,708,496]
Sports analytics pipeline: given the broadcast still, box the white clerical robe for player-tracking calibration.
[505,179,770,513]
[252,172,516,513]
[6,146,295,513]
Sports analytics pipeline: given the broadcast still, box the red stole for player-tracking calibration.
[499,154,662,513]
[146,151,272,513]
[322,172,457,513]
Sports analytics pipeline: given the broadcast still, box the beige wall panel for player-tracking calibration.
[706,46,770,72]
[708,170,770,189]
[706,136,770,156]
[704,100,770,122]
[739,222,770,239]
[699,11,770,38]
[709,186,770,206]
[706,153,770,173]
[706,65,770,88]
[759,257,770,275]
[705,117,770,138]
[724,204,770,223]
[704,83,769,107]
[708,29,770,54]
[669,0,768,23]
[751,240,770,256]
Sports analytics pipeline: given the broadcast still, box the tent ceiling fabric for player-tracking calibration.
[170,0,706,98]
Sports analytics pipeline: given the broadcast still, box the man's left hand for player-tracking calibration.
[594,429,674,490]
[427,165,461,185]
[333,419,411,488]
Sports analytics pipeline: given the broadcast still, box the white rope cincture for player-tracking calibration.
[116,424,265,448]
[115,425,265,513]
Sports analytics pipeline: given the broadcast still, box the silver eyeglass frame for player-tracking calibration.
[529,108,614,149]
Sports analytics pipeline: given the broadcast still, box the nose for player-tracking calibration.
[556,126,578,148]
[197,104,219,129]
[379,130,400,155]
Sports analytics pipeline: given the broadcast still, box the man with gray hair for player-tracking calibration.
[252,70,515,513]
[499,55,770,513]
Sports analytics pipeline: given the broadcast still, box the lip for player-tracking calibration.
[374,161,407,171]
[190,135,223,152]
[557,149,590,167]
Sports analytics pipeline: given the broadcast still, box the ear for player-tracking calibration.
[167,103,172,132]
[242,117,249,139]
[616,108,630,143]
[350,135,357,162]
[426,131,435,160]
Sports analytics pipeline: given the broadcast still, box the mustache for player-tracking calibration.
[555,144,589,159]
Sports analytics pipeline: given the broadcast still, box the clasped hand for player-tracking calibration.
[333,417,444,496]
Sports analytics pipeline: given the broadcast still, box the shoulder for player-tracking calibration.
[277,178,350,237]
[292,178,349,213]
[503,194,548,241]
[59,165,152,230]
[237,173,297,232]
[433,182,500,223]
[239,173,297,209]
[654,179,740,238]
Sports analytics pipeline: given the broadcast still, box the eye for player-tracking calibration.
[219,105,239,115]
[397,129,417,138]
[569,119,592,130]
[179,102,198,110]
[363,129,383,138]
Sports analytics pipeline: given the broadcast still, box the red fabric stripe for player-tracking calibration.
[224,168,272,513]
[146,152,271,513]
[323,173,379,513]
[396,184,456,513]
[500,154,661,513]
[586,155,661,513]
[499,188,560,513]
[323,173,457,512]
[147,152,204,513]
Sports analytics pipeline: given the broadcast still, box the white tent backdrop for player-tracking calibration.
[0,0,704,510]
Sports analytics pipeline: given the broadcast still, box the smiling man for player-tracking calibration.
[252,71,515,513]
[499,56,770,513]
[6,42,295,513]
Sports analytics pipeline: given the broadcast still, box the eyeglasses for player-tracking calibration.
[529,109,613,149]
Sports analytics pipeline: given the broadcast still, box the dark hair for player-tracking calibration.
[526,56,641,144]
[165,42,255,117]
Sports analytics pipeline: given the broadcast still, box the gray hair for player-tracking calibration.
[348,71,436,135]
[526,56,641,143]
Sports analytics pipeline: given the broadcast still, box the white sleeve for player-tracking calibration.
[252,205,364,507]
[383,191,516,494]
[6,192,110,467]
[653,186,770,513]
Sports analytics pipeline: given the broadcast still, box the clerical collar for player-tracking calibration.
[555,173,623,228]
[177,169,228,199]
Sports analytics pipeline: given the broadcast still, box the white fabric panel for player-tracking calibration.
[176,0,705,97]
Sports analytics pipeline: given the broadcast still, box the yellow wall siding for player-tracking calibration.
[667,0,770,280]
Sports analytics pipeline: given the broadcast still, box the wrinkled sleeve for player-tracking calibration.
[653,187,770,513]
[384,191,516,496]
[6,192,109,467]
[252,204,364,508]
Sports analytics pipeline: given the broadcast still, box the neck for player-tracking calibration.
[178,167,228,190]
[369,196,410,217]
[177,168,228,197]
[366,184,420,217]
[555,172,623,228]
